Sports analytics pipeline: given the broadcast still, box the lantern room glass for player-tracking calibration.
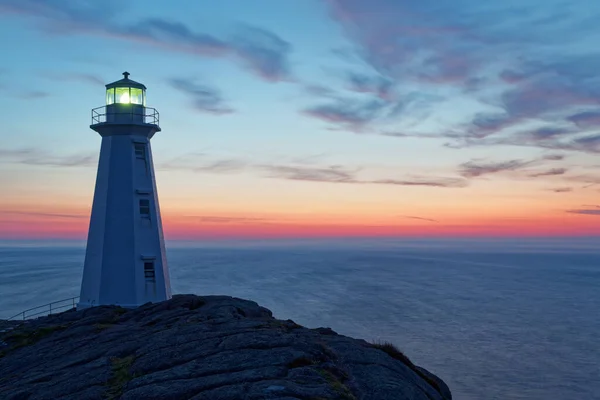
[115,87,130,104]
[106,88,115,105]
[107,87,146,105]
[130,88,144,105]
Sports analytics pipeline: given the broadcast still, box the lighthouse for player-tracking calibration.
[78,72,171,309]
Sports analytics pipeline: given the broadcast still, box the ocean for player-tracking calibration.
[0,237,598,400]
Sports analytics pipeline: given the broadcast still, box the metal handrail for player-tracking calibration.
[6,296,79,321]
[91,106,159,126]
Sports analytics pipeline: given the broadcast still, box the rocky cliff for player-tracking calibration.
[0,295,451,400]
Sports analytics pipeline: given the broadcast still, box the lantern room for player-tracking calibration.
[92,72,159,129]
[105,71,146,105]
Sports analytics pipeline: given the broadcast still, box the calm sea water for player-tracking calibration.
[0,238,599,400]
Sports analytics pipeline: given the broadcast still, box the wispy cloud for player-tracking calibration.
[0,148,96,167]
[41,72,104,86]
[567,111,600,129]
[0,210,87,219]
[0,1,292,81]
[260,164,468,187]
[345,72,393,100]
[548,187,572,193]
[449,125,600,154]
[302,99,387,132]
[370,177,468,188]
[7,90,50,99]
[194,159,247,173]
[324,0,600,153]
[542,154,566,161]
[567,206,600,216]
[163,153,468,188]
[231,25,292,82]
[529,168,568,178]
[169,78,234,115]
[459,159,533,178]
[185,216,269,223]
[260,165,357,183]
[401,215,439,223]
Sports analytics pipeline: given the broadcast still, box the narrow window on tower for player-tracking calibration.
[144,261,156,282]
[134,143,149,176]
[139,199,151,219]
[134,143,146,160]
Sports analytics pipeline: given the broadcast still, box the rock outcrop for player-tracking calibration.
[0,295,451,400]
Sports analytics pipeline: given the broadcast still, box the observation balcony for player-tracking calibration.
[91,105,160,127]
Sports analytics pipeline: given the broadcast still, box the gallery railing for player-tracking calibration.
[91,106,159,126]
[6,296,80,321]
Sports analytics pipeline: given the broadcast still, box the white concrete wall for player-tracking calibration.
[79,121,171,309]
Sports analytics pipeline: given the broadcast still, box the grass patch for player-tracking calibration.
[94,323,115,332]
[258,319,303,332]
[371,341,442,395]
[317,369,356,400]
[113,307,128,315]
[371,341,413,365]
[287,356,317,369]
[4,325,68,350]
[105,355,135,399]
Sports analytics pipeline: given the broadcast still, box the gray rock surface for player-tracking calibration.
[0,295,452,400]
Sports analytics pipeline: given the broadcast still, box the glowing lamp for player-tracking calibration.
[105,71,147,105]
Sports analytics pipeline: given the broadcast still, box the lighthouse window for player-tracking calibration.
[134,143,146,160]
[144,261,155,282]
[130,88,144,105]
[115,87,130,104]
[105,88,115,105]
[139,199,151,218]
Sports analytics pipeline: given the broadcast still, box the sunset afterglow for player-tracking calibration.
[1,0,600,240]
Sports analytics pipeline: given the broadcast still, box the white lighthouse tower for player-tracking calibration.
[78,72,171,309]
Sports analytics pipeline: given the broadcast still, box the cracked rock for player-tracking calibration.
[0,294,451,400]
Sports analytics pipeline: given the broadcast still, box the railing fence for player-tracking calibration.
[6,296,79,321]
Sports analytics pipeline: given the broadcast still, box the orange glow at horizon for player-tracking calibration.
[1,206,599,240]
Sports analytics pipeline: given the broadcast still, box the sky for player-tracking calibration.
[1,0,600,240]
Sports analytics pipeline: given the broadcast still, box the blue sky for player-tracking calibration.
[1,0,600,238]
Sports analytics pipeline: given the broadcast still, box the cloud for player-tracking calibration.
[567,111,600,129]
[194,159,247,173]
[302,99,387,132]
[261,164,468,187]
[567,208,600,216]
[159,153,248,173]
[186,216,268,223]
[529,168,568,178]
[324,0,600,152]
[0,148,96,167]
[169,78,234,115]
[23,91,50,99]
[164,153,468,188]
[542,154,566,161]
[370,177,468,188]
[41,72,104,86]
[304,84,337,97]
[5,90,50,100]
[449,125,600,154]
[0,210,86,219]
[548,187,572,193]
[459,159,533,178]
[0,1,292,81]
[231,25,292,82]
[402,215,439,223]
[260,165,357,183]
[345,72,393,100]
